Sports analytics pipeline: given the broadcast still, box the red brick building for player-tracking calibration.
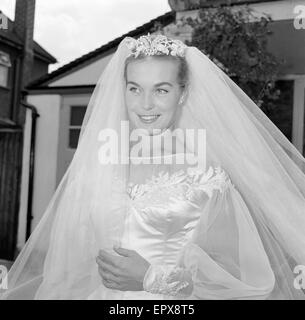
[0,0,56,259]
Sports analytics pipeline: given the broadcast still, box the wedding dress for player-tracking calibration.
[2,34,305,300]
[87,152,276,300]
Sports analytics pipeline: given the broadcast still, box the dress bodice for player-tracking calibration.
[87,160,276,300]
[88,163,231,300]
[121,166,231,267]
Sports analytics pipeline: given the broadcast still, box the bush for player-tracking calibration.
[174,3,284,114]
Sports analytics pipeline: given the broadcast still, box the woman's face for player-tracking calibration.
[125,56,184,135]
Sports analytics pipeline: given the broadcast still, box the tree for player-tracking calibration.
[168,3,284,115]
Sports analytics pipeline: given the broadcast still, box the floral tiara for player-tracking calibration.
[124,34,187,58]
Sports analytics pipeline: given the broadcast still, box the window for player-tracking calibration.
[0,51,11,87]
[69,106,86,149]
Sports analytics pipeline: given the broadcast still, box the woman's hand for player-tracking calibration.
[96,246,150,291]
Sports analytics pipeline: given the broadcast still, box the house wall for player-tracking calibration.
[0,41,53,122]
[56,94,91,187]
[165,0,305,43]
[31,57,50,82]
[0,43,20,121]
[173,0,304,21]
[16,108,32,249]
[49,54,113,87]
[17,94,61,248]
[17,93,97,247]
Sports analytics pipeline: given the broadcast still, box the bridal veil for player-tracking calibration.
[1,34,305,300]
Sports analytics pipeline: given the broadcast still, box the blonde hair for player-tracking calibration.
[124,54,189,89]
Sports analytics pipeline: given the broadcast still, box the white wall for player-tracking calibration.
[17,94,61,249]
[17,109,32,250]
[176,0,304,21]
[49,54,113,87]
[247,0,305,21]
[56,94,91,186]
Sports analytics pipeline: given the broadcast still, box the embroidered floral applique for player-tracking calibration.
[186,166,230,198]
[126,169,186,200]
[143,264,191,297]
[126,166,231,203]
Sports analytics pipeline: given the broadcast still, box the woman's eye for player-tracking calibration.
[156,88,168,94]
[129,87,139,94]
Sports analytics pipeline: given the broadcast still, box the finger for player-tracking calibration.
[103,280,112,289]
[113,246,133,257]
[98,266,122,279]
[98,251,120,269]
[102,278,120,290]
[98,265,110,280]
[96,257,119,275]
[98,267,120,284]
[97,262,112,276]
[99,267,121,284]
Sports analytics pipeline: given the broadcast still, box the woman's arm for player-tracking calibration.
[142,183,275,299]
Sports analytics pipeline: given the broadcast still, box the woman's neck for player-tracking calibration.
[129,125,183,158]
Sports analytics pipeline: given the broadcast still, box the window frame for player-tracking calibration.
[0,51,11,88]
[68,105,87,149]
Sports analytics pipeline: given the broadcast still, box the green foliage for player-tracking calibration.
[178,3,283,114]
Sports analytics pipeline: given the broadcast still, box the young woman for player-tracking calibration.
[2,34,305,300]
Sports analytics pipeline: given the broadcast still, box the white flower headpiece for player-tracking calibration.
[125,34,187,58]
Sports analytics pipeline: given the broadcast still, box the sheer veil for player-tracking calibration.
[1,35,305,299]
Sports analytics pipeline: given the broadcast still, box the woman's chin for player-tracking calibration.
[131,123,164,135]
[141,127,168,136]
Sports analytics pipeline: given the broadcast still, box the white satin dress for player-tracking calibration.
[87,154,275,300]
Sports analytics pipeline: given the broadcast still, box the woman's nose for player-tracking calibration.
[142,93,154,111]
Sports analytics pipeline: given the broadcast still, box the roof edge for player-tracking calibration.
[27,10,175,89]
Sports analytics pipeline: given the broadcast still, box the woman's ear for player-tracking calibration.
[179,87,188,106]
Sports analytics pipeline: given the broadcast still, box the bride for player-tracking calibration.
[1,34,305,300]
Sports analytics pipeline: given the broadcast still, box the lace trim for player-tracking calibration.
[143,264,191,296]
[127,166,231,201]
[186,166,230,198]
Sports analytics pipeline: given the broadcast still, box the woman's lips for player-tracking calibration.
[138,114,161,124]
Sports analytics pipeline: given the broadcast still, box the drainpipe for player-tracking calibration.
[21,100,39,241]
